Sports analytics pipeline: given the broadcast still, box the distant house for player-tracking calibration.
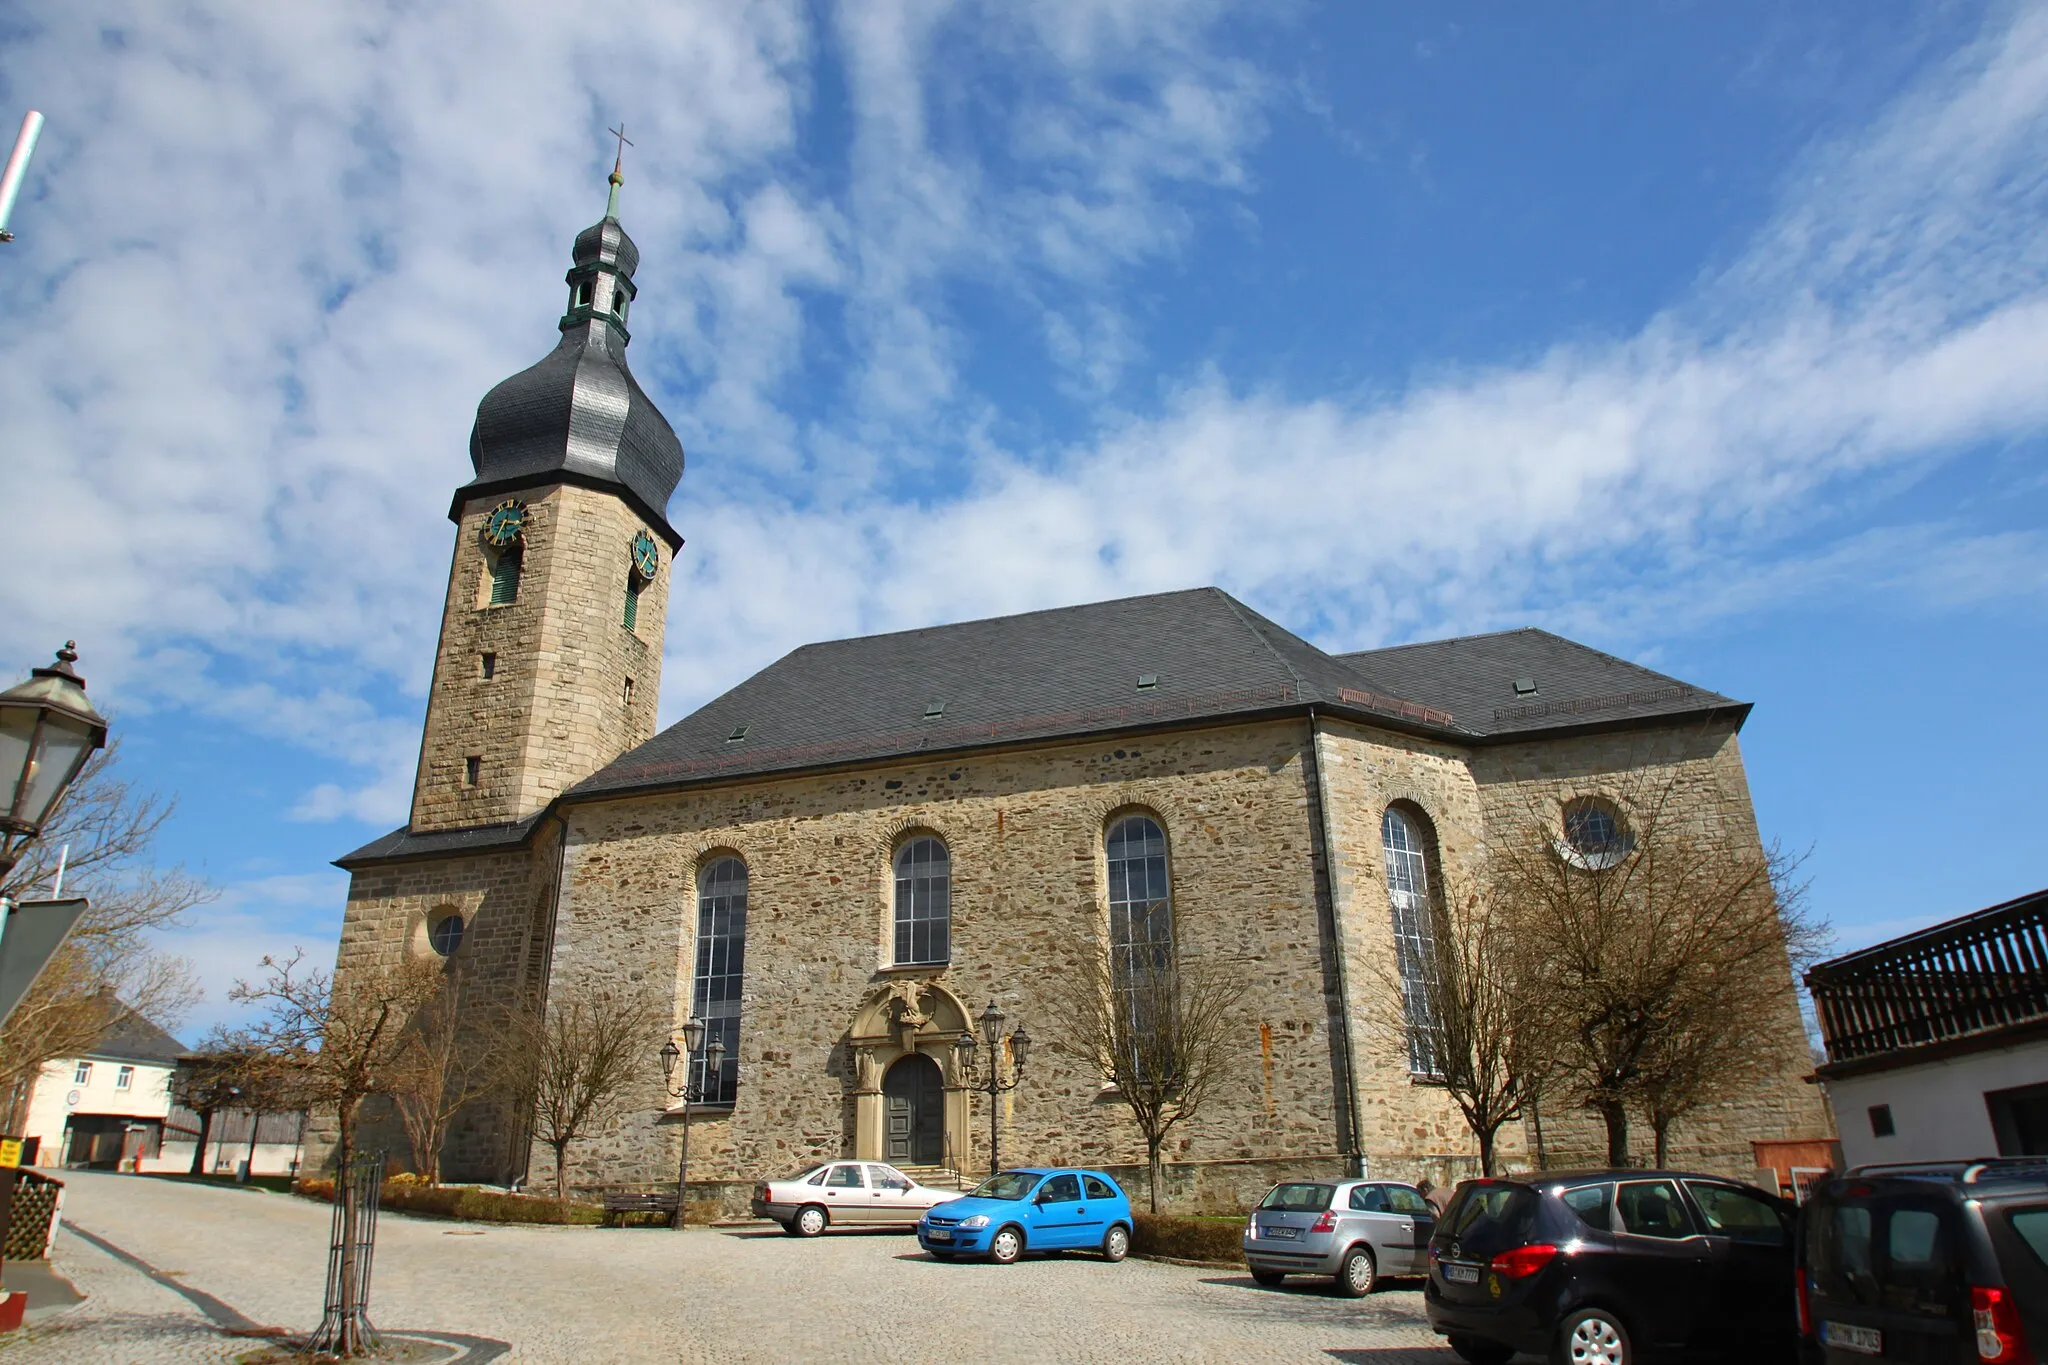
[20,1002,186,1170]
[1807,887,2048,1168]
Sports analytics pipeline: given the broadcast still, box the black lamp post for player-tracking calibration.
[0,642,108,884]
[953,1000,1031,1177]
[659,1019,726,1230]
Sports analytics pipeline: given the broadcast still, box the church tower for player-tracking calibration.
[409,162,683,832]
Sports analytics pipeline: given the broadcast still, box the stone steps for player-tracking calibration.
[898,1165,967,1190]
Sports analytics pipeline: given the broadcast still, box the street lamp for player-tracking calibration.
[659,1019,726,1230]
[953,1000,1031,1177]
[0,643,108,882]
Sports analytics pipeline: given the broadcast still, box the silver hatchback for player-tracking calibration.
[1241,1179,1437,1296]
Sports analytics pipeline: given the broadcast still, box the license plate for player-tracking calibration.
[1265,1225,1299,1239]
[1444,1263,1481,1284]
[1822,1322,1882,1355]
[927,1229,952,1242]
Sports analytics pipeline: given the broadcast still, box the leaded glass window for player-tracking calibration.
[691,857,747,1104]
[1382,805,1443,1077]
[892,837,950,965]
[1107,814,1175,1072]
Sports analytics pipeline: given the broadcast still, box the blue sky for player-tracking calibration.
[2,1,2045,1039]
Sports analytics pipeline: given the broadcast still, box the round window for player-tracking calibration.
[1560,799,1634,870]
[428,914,465,957]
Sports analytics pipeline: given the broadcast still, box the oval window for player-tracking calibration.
[1560,798,1634,870]
[428,914,465,957]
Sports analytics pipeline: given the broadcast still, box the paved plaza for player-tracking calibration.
[0,1172,1508,1364]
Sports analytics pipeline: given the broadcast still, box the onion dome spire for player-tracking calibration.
[457,132,683,545]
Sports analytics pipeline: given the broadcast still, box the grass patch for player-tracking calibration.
[1131,1211,1246,1264]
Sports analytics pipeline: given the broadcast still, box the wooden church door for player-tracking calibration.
[883,1053,944,1165]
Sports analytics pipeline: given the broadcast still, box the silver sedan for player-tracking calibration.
[1241,1179,1438,1295]
[751,1161,955,1237]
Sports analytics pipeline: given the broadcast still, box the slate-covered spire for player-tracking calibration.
[459,152,683,544]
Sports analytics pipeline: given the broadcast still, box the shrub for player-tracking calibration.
[1131,1211,1245,1265]
[290,1178,602,1225]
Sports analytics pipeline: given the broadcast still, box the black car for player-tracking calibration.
[1424,1168,1798,1365]
[1798,1159,2047,1364]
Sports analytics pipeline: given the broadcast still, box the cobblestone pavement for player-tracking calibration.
[0,1173,1526,1364]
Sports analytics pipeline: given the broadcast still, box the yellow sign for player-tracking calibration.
[0,1139,22,1169]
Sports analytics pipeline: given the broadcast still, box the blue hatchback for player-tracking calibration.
[917,1168,1134,1265]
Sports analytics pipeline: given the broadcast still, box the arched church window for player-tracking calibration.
[892,837,950,966]
[691,857,748,1105]
[1381,804,1443,1077]
[1106,814,1175,1070]
[488,547,521,606]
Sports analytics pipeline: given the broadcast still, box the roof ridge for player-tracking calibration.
[1208,589,1317,692]
[787,586,1223,653]
[1339,626,1544,658]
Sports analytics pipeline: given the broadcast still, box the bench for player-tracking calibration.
[600,1190,681,1227]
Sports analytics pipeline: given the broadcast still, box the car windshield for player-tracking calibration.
[971,1172,1042,1201]
[1260,1183,1335,1212]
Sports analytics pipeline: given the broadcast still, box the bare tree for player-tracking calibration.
[1052,950,1249,1213]
[228,951,442,1177]
[503,985,658,1204]
[0,744,207,1128]
[385,966,504,1185]
[1368,888,1550,1176]
[1488,769,1825,1166]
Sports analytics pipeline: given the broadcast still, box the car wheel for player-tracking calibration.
[794,1205,828,1238]
[1251,1269,1287,1287]
[1101,1224,1130,1262]
[1333,1245,1376,1297]
[988,1226,1024,1264]
[1553,1307,1632,1365]
[1449,1336,1516,1365]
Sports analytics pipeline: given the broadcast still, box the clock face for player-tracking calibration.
[630,530,660,581]
[483,500,526,548]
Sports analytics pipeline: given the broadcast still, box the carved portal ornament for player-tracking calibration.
[845,978,975,1090]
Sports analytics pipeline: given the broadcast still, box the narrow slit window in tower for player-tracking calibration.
[464,756,481,786]
[622,569,642,630]
[577,279,594,308]
[480,652,496,679]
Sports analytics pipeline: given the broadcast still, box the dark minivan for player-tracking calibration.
[1799,1160,2047,1365]
[1424,1169,1798,1365]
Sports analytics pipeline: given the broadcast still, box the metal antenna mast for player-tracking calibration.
[0,111,45,244]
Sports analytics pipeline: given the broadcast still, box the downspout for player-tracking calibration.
[1305,708,1366,1178]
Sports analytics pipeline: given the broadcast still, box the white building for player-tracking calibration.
[20,1001,185,1170]
[1809,887,2048,1168]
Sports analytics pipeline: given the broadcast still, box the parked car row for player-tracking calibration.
[748,1153,2048,1365]
[1418,1157,2047,1365]
[753,1161,1136,1264]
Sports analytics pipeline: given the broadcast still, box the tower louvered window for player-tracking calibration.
[691,858,748,1105]
[488,548,522,605]
[623,570,641,630]
[1382,805,1444,1077]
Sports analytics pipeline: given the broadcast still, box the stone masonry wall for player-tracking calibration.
[411,485,668,832]
[535,719,1366,1207]
[307,825,561,1182]
[1466,721,1833,1176]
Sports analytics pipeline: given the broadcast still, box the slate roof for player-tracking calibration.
[335,812,545,870]
[458,208,683,544]
[339,589,1748,866]
[1339,628,1745,739]
[83,995,187,1066]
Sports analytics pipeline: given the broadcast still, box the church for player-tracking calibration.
[325,172,1828,1211]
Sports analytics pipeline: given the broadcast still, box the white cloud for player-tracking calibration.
[4,0,2048,837]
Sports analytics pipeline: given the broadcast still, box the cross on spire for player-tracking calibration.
[604,122,633,218]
